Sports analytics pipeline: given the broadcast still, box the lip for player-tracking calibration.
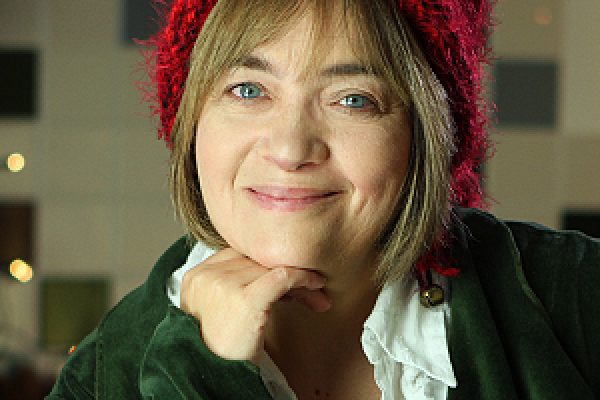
[245,186,341,212]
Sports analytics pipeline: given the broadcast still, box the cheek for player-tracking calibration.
[195,130,223,200]
[340,133,411,209]
[194,115,237,228]
[194,111,259,248]
[195,113,247,193]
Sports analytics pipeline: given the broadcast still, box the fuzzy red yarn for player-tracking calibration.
[140,0,495,280]
[139,0,217,149]
[396,0,495,282]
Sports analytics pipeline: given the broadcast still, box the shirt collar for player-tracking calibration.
[166,240,216,308]
[361,276,457,387]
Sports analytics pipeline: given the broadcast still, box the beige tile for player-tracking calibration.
[46,2,119,52]
[38,201,119,274]
[564,136,600,204]
[43,51,120,123]
[487,132,560,227]
[113,120,172,198]
[38,124,118,198]
[561,1,600,135]
[493,0,561,58]
[0,0,41,44]
[114,201,184,274]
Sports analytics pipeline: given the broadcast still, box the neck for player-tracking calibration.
[263,268,381,398]
[265,261,381,367]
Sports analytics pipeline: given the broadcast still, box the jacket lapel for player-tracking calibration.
[448,209,595,399]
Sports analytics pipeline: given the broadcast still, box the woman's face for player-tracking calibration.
[195,12,412,275]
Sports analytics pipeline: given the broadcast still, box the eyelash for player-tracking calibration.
[225,82,383,114]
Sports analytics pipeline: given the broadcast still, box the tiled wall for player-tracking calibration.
[487,0,600,228]
[0,1,183,371]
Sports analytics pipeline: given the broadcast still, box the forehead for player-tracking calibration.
[234,5,379,81]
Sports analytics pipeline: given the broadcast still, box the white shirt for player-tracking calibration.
[167,241,457,400]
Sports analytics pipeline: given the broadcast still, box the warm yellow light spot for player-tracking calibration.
[534,7,553,26]
[7,153,26,172]
[9,259,33,283]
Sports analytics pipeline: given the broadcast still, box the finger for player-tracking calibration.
[183,263,267,294]
[219,266,273,286]
[246,267,326,309]
[285,288,332,312]
[203,247,246,264]
[188,255,261,277]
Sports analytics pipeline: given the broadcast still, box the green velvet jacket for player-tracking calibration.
[47,208,600,399]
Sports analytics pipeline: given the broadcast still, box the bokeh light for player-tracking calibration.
[534,7,553,26]
[9,259,34,283]
[7,152,26,172]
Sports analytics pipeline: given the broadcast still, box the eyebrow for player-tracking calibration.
[232,54,378,78]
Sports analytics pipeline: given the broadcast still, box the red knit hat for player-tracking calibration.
[141,0,494,282]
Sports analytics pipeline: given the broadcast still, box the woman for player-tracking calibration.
[48,0,600,399]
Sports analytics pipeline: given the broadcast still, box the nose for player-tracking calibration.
[260,108,329,171]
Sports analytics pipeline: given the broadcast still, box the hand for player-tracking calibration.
[180,247,331,364]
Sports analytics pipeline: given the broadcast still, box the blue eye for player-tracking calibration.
[227,85,380,113]
[339,94,374,109]
[231,83,263,99]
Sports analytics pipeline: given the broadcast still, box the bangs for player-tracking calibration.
[184,0,412,121]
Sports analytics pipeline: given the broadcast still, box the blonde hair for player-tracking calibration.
[170,0,455,284]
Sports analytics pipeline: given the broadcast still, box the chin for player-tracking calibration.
[237,234,327,270]
[250,246,318,270]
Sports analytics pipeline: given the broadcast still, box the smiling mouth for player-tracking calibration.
[248,187,340,199]
[245,187,341,211]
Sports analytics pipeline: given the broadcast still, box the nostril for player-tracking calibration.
[265,155,315,171]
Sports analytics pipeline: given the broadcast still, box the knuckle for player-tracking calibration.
[182,270,210,296]
[181,270,194,289]
[274,267,288,281]
[211,274,231,293]
[206,247,241,264]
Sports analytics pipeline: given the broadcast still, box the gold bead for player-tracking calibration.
[419,284,445,308]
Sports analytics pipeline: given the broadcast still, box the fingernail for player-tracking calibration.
[319,298,332,312]
[309,279,326,290]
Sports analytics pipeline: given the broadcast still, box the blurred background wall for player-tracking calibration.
[0,0,599,396]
